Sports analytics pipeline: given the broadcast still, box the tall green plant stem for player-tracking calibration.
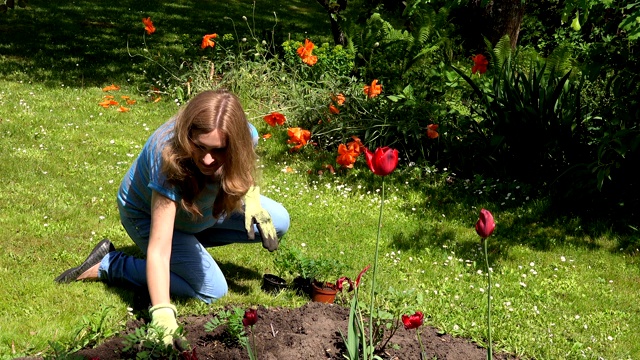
[369,179,385,354]
[484,238,493,360]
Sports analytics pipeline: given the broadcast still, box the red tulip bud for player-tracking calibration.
[475,208,496,239]
[364,147,399,176]
[242,308,258,327]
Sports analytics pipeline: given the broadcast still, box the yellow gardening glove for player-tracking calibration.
[149,303,188,350]
[244,185,278,251]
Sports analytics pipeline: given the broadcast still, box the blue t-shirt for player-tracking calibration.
[117,120,220,234]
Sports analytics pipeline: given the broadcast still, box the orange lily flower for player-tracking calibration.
[363,79,382,98]
[126,99,137,105]
[336,143,358,168]
[117,106,130,112]
[262,133,272,139]
[329,104,340,114]
[102,84,120,92]
[296,39,318,66]
[98,99,119,108]
[201,33,218,49]
[347,136,364,155]
[142,17,156,35]
[426,124,439,139]
[332,93,346,105]
[263,112,286,126]
[287,127,311,152]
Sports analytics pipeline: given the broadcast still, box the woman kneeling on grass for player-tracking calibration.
[55,89,290,347]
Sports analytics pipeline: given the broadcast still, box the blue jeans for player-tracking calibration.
[99,195,289,303]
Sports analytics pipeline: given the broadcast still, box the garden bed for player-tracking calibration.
[70,302,516,360]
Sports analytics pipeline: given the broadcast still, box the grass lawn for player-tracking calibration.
[1,2,640,359]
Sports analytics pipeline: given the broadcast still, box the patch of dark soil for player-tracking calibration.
[71,302,517,360]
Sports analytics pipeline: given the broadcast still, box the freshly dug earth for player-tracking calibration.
[75,302,517,360]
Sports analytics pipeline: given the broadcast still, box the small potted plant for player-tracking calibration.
[272,242,345,297]
[310,279,339,303]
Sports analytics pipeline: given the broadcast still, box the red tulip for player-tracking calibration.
[475,208,496,239]
[401,311,424,330]
[336,276,354,292]
[242,308,258,327]
[364,147,399,176]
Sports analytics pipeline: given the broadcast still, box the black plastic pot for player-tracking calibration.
[261,274,287,294]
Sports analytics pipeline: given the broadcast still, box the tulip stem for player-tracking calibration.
[417,328,426,360]
[369,179,384,356]
[484,238,493,360]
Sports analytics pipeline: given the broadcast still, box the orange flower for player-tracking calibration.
[296,39,318,66]
[302,54,318,66]
[297,39,314,57]
[153,96,162,103]
[262,133,272,139]
[102,84,120,92]
[332,93,346,106]
[201,33,218,49]
[329,93,345,114]
[263,112,286,126]
[120,96,137,105]
[426,124,439,139]
[98,99,119,108]
[117,106,130,112]
[347,136,364,155]
[336,143,358,168]
[363,79,382,98]
[287,127,311,152]
[142,17,156,35]
[471,54,488,75]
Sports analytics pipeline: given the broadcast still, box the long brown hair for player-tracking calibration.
[160,90,256,218]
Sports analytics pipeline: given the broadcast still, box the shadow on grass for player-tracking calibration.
[389,171,640,265]
[0,0,330,87]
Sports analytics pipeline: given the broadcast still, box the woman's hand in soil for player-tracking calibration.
[244,186,278,251]
[149,303,189,350]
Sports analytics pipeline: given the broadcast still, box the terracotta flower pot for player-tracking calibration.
[310,281,338,303]
[261,274,287,294]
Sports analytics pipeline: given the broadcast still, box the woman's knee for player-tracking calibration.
[198,279,228,303]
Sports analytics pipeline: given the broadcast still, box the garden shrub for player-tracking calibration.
[452,36,590,188]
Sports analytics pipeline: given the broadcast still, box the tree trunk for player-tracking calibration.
[314,0,348,46]
[479,0,526,48]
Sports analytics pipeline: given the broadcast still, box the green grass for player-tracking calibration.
[2,2,640,360]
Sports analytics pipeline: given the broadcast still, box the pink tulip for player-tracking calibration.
[475,208,496,239]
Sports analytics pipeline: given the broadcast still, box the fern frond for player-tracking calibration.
[417,26,430,46]
[546,45,574,78]
[492,35,513,70]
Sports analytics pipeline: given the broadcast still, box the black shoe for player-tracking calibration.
[54,238,115,284]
